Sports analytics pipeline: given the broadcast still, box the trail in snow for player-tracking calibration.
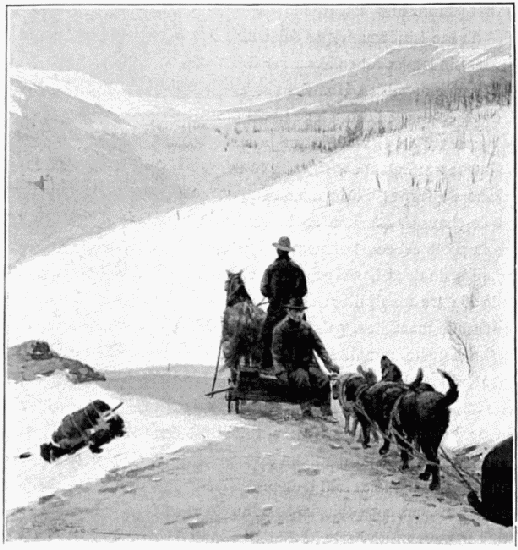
[5,373,246,512]
[7,106,514,451]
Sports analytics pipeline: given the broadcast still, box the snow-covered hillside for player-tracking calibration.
[7,105,513,449]
[223,42,512,116]
[7,77,197,267]
[6,373,245,512]
[9,68,199,118]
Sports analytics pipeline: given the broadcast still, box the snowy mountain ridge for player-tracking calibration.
[9,42,511,121]
[9,67,201,118]
[221,42,512,117]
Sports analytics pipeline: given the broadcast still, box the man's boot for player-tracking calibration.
[321,403,338,423]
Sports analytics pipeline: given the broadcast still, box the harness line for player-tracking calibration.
[350,386,480,493]
[386,393,480,492]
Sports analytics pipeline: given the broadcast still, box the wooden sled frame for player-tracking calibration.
[224,365,333,414]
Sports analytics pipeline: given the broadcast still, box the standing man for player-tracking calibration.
[260,236,307,371]
[272,297,339,421]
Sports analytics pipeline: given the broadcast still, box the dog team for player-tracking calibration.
[335,356,512,528]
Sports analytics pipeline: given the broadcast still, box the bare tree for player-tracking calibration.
[486,136,500,169]
[447,321,473,373]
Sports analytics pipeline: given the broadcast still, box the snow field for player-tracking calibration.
[7,106,513,450]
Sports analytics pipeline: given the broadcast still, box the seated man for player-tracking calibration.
[272,297,339,422]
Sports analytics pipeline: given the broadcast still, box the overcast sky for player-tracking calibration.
[8,5,512,109]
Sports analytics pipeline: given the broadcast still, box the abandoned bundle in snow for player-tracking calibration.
[40,400,125,462]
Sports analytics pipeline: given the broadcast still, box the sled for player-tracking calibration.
[207,362,336,414]
[228,366,335,413]
[210,270,336,413]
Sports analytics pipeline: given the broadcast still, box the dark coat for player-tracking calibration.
[40,400,125,462]
[272,317,333,376]
[51,400,112,448]
[260,256,307,307]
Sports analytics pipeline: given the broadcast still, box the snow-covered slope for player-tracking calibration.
[7,105,513,449]
[222,42,512,116]
[9,68,198,118]
[7,78,195,267]
[6,373,245,512]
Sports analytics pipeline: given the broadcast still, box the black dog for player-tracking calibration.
[468,437,513,527]
[355,380,413,451]
[350,357,415,450]
[390,370,458,490]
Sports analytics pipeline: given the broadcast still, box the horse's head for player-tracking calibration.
[225,269,242,291]
[225,270,251,307]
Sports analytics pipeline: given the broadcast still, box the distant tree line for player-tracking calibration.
[212,71,512,168]
[416,72,512,116]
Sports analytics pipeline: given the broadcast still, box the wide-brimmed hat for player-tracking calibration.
[286,297,307,310]
[273,236,295,252]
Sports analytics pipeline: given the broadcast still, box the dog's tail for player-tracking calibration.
[408,367,424,390]
[437,370,459,407]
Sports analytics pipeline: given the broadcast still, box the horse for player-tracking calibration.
[222,270,266,382]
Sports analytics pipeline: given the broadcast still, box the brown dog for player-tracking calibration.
[336,366,379,442]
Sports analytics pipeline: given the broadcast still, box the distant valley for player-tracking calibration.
[8,42,512,268]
